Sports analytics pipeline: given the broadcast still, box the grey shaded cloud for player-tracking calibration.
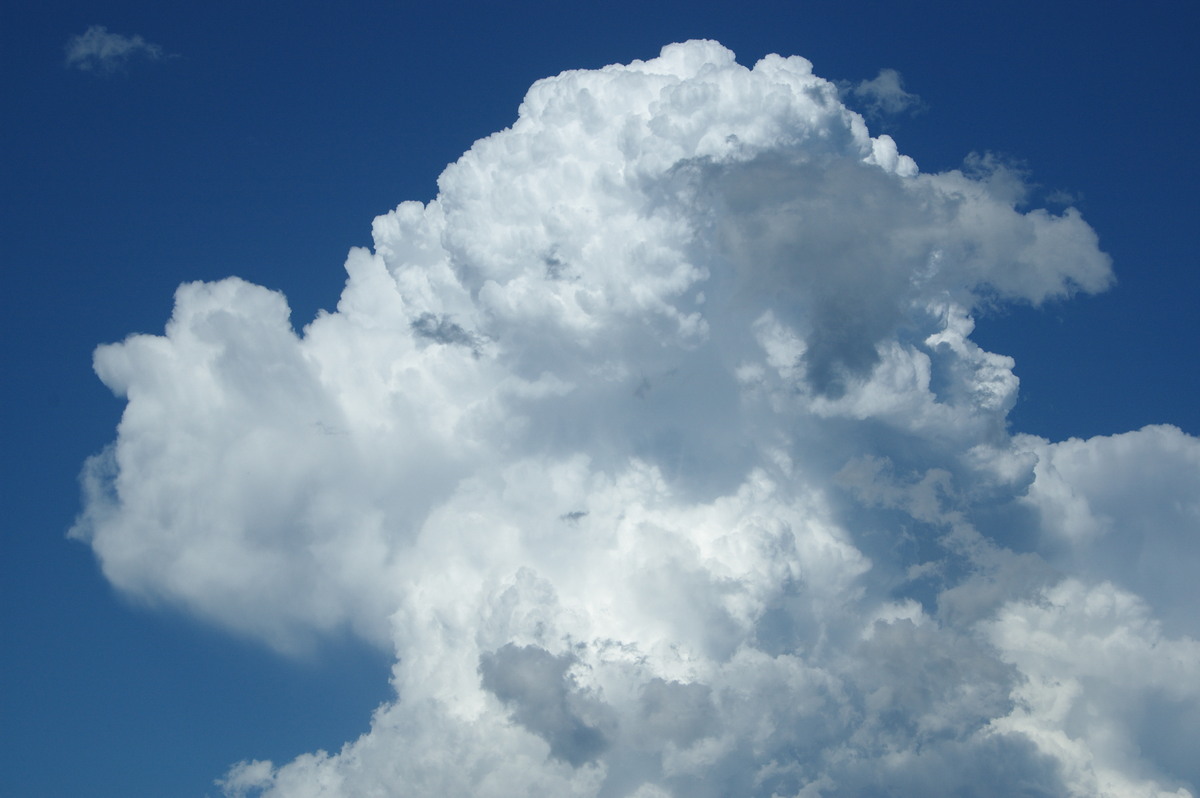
[411,312,484,352]
[638,678,717,747]
[846,68,925,118]
[480,643,609,766]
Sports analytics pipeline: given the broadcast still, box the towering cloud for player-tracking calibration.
[72,41,1199,797]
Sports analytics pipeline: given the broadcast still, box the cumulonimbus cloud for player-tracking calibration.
[72,41,1199,797]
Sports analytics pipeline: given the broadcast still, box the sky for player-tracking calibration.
[2,2,1199,797]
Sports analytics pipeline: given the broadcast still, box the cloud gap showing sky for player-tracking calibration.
[71,41,1200,798]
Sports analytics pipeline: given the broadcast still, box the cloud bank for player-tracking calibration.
[64,25,168,73]
[72,41,1199,797]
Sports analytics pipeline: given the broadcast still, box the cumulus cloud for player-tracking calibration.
[72,40,1198,797]
[1017,425,1200,639]
[64,25,169,73]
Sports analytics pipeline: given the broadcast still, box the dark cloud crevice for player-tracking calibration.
[479,644,610,767]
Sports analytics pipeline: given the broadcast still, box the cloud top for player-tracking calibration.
[65,25,169,73]
[73,41,1197,798]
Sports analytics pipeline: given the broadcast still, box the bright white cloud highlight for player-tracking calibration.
[72,41,1198,797]
[64,25,168,73]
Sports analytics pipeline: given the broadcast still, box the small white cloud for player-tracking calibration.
[64,25,170,73]
[849,67,925,118]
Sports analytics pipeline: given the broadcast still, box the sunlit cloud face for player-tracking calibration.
[72,41,1199,797]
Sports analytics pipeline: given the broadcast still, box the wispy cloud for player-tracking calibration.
[847,67,925,118]
[64,25,171,74]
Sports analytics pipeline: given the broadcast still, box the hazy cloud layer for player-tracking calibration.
[73,41,1197,797]
[64,25,168,73]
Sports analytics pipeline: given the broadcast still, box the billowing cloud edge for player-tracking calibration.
[71,41,1197,798]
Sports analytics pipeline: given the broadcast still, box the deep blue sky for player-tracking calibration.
[3,2,1198,796]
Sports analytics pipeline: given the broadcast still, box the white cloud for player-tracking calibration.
[64,25,169,73]
[72,40,1197,797]
[986,578,1200,797]
[1018,425,1200,639]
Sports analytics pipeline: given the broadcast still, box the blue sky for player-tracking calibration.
[3,2,1199,797]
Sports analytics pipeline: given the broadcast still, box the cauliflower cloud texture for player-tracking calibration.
[74,41,1198,798]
